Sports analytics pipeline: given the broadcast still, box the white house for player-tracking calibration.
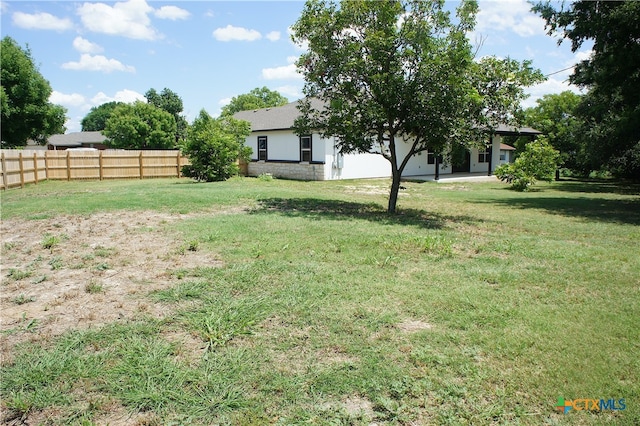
[234,100,538,181]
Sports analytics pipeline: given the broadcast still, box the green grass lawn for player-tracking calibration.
[1,177,639,425]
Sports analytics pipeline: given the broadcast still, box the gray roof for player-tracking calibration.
[234,99,541,136]
[493,123,541,136]
[48,131,106,147]
[233,99,325,132]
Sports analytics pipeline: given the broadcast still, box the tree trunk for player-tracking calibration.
[387,134,402,214]
[388,171,401,214]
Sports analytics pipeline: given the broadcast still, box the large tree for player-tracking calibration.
[81,101,123,131]
[220,87,289,117]
[181,110,252,182]
[533,0,640,178]
[292,0,543,213]
[1,36,66,147]
[520,91,582,172]
[145,88,188,144]
[103,101,176,149]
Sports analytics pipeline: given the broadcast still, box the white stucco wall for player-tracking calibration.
[321,137,391,180]
[244,130,507,180]
[402,151,452,176]
[468,135,503,173]
[332,151,391,179]
[246,130,327,163]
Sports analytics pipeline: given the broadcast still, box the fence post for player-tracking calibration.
[66,150,71,181]
[19,152,25,188]
[1,152,7,190]
[33,152,38,184]
[139,151,144,179]
[99,151,104,180]
[45,150,50,179]
[177,151,181,178]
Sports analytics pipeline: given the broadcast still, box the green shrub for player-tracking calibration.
[495,138,559,191]
[181,111,252,182]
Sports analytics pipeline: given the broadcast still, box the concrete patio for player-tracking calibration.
[403,172,500,183]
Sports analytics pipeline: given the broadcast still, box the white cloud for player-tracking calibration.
[213,25,262,42]
[475,0,546,38]
[266,31,281,42]
[523,77,584,108]
[218,97,233,106]
[77,0,160,40]
[274,85,301,99]
[91,89,146,106]
[573,49,592,63]
[50,91,86,107]
[262,63,303,80]
[12,11,73,31]
[62,54,136,73]
[154,5,190,21]
[72,36,103,54]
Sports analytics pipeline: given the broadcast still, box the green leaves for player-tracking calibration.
[292,0,544,212]
[221,87,289,117]
[181,110,251,182]
[103,101,177,149]
[533,0,640,178]
[81,101,123,131]
[495,138,560,191]
[0,36,67,147]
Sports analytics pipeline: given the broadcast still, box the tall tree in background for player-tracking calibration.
[520,91,582,172]
[533,0,640,178]
[292,0,543,213]
[81,101,123,131]
[220,87,289,117]
[1,36,66,147]
[145,88,188,145]
[103,101,176,149]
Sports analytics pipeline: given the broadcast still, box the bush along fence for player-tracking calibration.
[0,149,189,190]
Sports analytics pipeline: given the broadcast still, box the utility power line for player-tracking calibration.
[545,66,574,77]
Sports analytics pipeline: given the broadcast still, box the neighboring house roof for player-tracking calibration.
[233,99,325,132]
[493,124,541,136]
[234,99,541,136]
[499,143,516,151]
[47,131,106,147]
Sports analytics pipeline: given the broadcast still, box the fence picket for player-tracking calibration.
[0,149,188,190]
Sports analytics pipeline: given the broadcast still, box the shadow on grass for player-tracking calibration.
[476,195,640,225]
[550,179,640,196]
[251,197,484,229]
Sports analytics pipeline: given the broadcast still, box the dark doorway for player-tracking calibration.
[451,144,470,173]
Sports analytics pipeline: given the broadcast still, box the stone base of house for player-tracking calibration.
[248,161,326,181]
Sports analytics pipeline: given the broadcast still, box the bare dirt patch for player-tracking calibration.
[342,395,375,418]
[0,211,221,359]
[343,184,409,196]
[397,319,433,333]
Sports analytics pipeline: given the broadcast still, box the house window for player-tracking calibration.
[499,153,506,161]
[258,136,267,161]
[427,151,436,165]
[478,147,490,163]
[300,135,312,162]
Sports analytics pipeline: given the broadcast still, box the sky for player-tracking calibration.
[1,0,591,133]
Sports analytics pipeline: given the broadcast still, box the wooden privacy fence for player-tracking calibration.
[1,149,189,190]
